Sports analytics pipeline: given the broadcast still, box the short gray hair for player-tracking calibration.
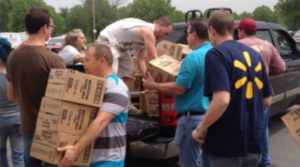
[90,44,113,66]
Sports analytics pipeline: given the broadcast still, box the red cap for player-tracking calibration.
[236,18,256,31]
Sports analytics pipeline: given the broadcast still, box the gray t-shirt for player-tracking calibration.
[0,73,20,117]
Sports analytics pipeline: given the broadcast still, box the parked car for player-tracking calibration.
[293,29,300,47]
[46,35,65,53]
[127,9,300,161]
[0,32,28,49]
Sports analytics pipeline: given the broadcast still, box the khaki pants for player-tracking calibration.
[95,38,134,79]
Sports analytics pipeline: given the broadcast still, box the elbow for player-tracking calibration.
[92,118,110,132]
[214,92,230,110]
[7,91,16,102]
[263,97,272,108]
[7,94,16,102]
[174,89,185,95]
[220,97,230,110]
[173,85,186,95]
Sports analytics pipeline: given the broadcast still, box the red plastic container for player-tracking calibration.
[159,92,177,137]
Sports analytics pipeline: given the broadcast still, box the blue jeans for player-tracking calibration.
[0,116,24,167]
[259,108,271,167]
[175,114,204,167]
[23,135,56,167]
[203,151,261,167]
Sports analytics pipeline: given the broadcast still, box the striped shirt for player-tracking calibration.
[91,74,130,167]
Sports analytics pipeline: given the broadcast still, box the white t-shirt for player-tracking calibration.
[58,45,80,66]
[97,18,154,50]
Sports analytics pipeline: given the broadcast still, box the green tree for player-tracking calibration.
[0,0,12,31]
[59,7,69,20]
[27,0,66,35]
[122,0,183,22]
[235,11,253,20]
[275,0,300,30]
[65,0,119,42]
[252,5,279,23]
[7,0,29,31]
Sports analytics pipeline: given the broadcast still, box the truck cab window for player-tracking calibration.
[256,30,273,44]
[273,30,294,59]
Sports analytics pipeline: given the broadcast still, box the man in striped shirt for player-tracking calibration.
[58,44,130,167]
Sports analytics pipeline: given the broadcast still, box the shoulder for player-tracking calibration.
[106,76,129,95]
[62,45,78,52]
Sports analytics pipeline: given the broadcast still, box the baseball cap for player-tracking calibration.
[235,18,256,31]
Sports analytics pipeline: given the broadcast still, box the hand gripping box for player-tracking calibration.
[30,128,93,166]
[45,69,106,107]
[36,97,98,135]
[147,55,181,83]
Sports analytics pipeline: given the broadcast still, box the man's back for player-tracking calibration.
[7,45,64,135]
[239,36,285,75]
[204,40,272,157]
[99,18,154,50]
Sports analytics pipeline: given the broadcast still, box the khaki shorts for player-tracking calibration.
[95,38,134,78]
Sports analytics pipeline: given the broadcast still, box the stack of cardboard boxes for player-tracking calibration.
[30,69,106,166]
[136,40,191,117]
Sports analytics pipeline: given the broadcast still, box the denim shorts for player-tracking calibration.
[175,114,204,167]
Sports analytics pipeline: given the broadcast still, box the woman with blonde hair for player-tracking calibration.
[59,29,86,66]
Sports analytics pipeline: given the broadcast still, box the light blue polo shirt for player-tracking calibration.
[175,42,212,113]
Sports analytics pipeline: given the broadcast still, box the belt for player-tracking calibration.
[177,111,205,118]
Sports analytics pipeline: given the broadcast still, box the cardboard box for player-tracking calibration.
[147,55,181,83]
[126,74,143,92]
[281,106,300,147]
[143,90,159,117]
[45,69,106,107]
[30,128,93,166]
[37,97,97,134]
[157,41,191,60]
[177,44,192,59]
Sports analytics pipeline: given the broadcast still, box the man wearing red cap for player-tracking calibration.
[237,18,286,167]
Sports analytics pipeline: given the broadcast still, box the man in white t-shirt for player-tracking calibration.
[96,16,173,79]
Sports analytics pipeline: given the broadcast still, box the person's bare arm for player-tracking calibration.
[139,27,158,59]
[57,110,116,167]
[136,49,148,75]
[73,54,85,63]
[7,81,16,101]
[269,44,286,75]
[143,72,186,95]
[263,96,272,108]
[192,91,230,143]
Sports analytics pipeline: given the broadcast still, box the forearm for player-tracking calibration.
[7,82,16,101]
[74,118,109,153]
[197,92,230,130]
[74,54,85,63]
[152,82,185,95]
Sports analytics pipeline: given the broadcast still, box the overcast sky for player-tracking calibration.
[45,0,279,14]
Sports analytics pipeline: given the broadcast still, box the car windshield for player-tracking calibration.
[294,30,300,37]
[48,38,64,45]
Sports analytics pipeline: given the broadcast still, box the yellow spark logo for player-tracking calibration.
[234,51,263,99]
